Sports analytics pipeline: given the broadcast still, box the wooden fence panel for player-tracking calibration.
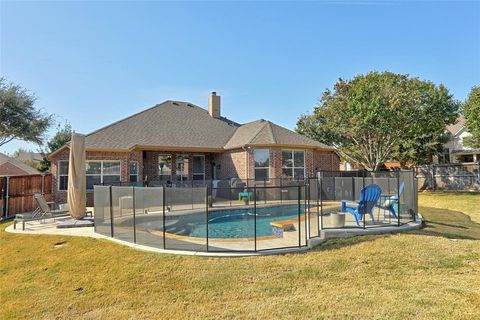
[1,174,53,219]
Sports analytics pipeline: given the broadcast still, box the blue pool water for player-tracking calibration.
[182,205,305,238]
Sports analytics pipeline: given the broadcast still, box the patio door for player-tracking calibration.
[193,155,205,182]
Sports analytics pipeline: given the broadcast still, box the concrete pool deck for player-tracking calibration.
[5,212,423,257]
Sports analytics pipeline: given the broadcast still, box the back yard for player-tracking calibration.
[1,192,479,319]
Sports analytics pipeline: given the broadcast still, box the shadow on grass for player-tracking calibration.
[411,206,480,240]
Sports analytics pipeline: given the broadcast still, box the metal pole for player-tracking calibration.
[304,185,308,244]
[206,186,209,252]
[109,185,114,237]
[162,187,166,249]
[320,175,323,230]
[252,184,256,251]
[280,178,283,203]
[264,178,267,204]
[297,185,301,247]
[397,169,401,227]
[316,178,320,234]
[133,186,136,243]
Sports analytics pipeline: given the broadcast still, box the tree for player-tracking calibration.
[38,122,73,172]
[296,71,459,170]
[0,78,52,147]
[463,86,480,149]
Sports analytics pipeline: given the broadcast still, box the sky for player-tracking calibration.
[1,0,479,155]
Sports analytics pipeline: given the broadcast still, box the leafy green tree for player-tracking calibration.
[37,122,73,172]
[463,86,480,149]
[0,78,52,147]
[296,72,459,170]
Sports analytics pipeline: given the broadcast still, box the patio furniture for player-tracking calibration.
[238,191,253,201]
[341,184,382,226]
[14,194,70,230]
[376,182,404,219]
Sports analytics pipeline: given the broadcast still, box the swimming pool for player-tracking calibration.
[163,205,305,238]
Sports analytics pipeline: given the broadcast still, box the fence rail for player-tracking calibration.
[94,171,417,253]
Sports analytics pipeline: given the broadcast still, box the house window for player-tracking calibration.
[176,155,189,183]
[58,160,69,191]
[86,160,121,190]
[192,155,205,181]
[457,154,474,163]
[129,161,139,183]
[158,154,172,181]
[438,148,450,164]
[254,149,270,181]
[282,150,305,180]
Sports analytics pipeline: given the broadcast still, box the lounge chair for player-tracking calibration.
[376,182,404,219]
[14,194,69,230]
[341,184,382,226]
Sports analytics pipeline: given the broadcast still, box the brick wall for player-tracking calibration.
[313,151,340,173]
[50,148,142,205]
[213,149,247,180]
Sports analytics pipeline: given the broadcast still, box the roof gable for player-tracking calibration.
[0,153,41,176]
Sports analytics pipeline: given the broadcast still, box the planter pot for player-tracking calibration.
[330,212,346,228]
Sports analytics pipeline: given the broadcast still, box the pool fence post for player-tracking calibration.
[305,179,310,239]
[297,185,301,247]
[280,178,283,203]
[263,178,267,204]
[206,186,209,252]
[162,187,166,249]
[397,169,401,227]
[133,186,136,243]
[109,185,114,237]
[254,184,257,252]
[320,174,323,230]
[315,177,320,234]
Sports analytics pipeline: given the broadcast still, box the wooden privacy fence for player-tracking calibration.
[0,174,52,219]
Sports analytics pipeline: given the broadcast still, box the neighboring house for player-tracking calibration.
[435,116,480,164]
[0,153,41,177]
[14,151,43,165]
[49,92,339,204]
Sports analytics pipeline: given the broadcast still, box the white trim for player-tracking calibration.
[58,160,69,191]
[86,160,122,190]
[129,160,139,183]
[253,148,270,181]
[281,149,306,180]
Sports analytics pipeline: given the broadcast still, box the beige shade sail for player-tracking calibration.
[67,133,86,219]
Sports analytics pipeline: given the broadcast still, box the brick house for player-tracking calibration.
[0,153,41,177]
[49,92,339,204]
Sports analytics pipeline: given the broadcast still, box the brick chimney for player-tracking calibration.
[208,92,220,118]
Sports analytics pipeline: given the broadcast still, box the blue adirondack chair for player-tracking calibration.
[341,184,382,226]
[376,182,404,219]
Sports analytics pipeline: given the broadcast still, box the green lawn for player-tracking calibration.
[1,192,479,319]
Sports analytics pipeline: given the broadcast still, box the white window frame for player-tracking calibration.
[282,149,306,180]
[129,161,139,183]
[253,149,270,181]
[58,160,69,191]
[86,160,121,190]
[176,154,189,183]
[192,155,205,181]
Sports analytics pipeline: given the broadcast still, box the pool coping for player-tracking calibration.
[5,214,423,257]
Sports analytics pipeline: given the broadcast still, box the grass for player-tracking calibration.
[1,193,480,319]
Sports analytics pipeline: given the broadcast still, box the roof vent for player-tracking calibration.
[172,102,179,106]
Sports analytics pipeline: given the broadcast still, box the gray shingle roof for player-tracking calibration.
[61,100,334,154]
[84,101,239,150]
[0,153,41,176]
[446,116,466,136]
[224,119,333,150]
